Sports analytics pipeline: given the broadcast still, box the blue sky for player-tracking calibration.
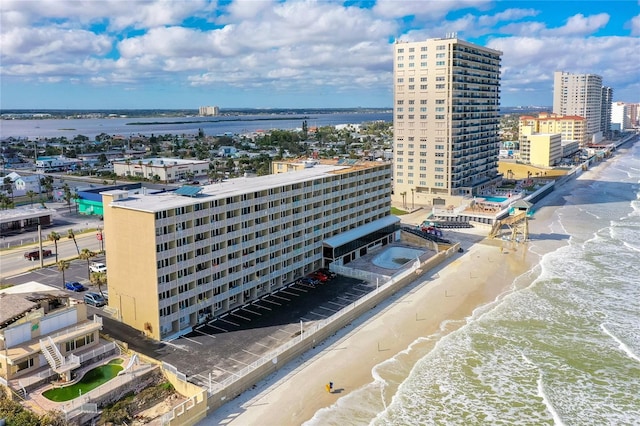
[1,0,638,109]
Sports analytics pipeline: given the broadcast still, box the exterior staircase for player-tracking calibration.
[40,336,65,370]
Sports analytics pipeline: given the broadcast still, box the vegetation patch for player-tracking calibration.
[391,207,407,215]
[99,381,176,425]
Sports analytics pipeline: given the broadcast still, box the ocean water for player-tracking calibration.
[305,141,640,425]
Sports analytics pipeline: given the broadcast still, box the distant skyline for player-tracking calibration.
[1,0,639,110]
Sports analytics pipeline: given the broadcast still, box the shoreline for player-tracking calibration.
[204,217,556,424]
[202,143,634,425]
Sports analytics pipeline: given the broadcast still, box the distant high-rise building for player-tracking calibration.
[199,105,219,116]
[611,102,631,131]
[393,36,502,208]
[601,86,613,138]
[553,71,603,143]
[629,103,640,128]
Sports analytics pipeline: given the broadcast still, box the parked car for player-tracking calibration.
[101,290,109,301]
[24,249,53,261]
[84,292,106,307]
[298,277,320,287]
[65,282,86,292]
[89,262,107,273]
[310,272,329,282]
[318,268,337,279]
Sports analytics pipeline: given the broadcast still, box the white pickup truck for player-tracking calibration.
[89,262,107,273]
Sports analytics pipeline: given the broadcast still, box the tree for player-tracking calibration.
[62,184,73,213]
[90,271,108,298]
[67,229,80,255]
[26,190,37,206]
[3,177,13,200]
[0,194,14,210]
[48,231,61,263]
[79,249,97,279]
[57,260,70,288]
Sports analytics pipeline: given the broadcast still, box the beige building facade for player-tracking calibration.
[519,126,562,167]
[519,113,586,145]
[553,71,603,143]
[102,160,395,340]
[393,37,502,208]
[112,157,209,183]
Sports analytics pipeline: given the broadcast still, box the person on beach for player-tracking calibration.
[325,383,331,393]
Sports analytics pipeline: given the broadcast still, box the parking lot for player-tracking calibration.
[154,275,374,390]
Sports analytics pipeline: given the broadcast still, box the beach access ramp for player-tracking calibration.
[489,211,528,240]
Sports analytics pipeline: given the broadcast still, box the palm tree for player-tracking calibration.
[90,271,108,299]
[48,231,61,263]
[79,248,97,278]
[57,260,70,288]
[26,190,37,206]
[68,229,80,255]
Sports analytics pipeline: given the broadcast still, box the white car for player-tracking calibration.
[89,262,107,273]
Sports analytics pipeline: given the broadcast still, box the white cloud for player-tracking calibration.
[0,0,212,31]
[629,14,640,36]
[488,35,640,101]
[546,13,610,36]
[1,26,112,72]
[373,0,491,19]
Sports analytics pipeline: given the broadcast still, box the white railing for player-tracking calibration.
[78,341,117,363]
[200,248,458,394]
[66,353,80,366]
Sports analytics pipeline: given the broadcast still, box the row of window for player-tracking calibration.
[397,45,446,54]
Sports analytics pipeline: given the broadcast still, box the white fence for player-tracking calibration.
[201,249,452,394]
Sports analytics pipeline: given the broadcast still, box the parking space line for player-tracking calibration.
[328,301,345,308]
[308,311,326,318]
[288,286,308,293]
[208,324,228,333]
[241,307,261,316]
[242,349,261,358]
[280,289,299,296]
[254,341,272,349]
[267,335,282,342]
[252,302,272,310]
[318,305,337,313]
[277,328,292,335]
[228,356,249,366]
[216,366,242,378]
[300,316,313,322]
[194,329,216,339]
[337,296,353,303]
[272,294,290,302]
[221,318,240,327]
[231,312,250,321]
[182,336,202,345]
[262,298,281,306]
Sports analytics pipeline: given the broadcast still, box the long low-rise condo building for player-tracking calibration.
[102,159,396,340]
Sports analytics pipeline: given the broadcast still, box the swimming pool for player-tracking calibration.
[43,358,124,402]
[483,196,509,203]
[372,246,426,270]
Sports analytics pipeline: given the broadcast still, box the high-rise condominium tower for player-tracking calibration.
[553,71,603,143]
[393,36,502,208]
[601,86,613,138]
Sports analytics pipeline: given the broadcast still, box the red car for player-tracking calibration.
[310,272,329,282]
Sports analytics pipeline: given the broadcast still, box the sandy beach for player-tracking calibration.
[203,162,606,426]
